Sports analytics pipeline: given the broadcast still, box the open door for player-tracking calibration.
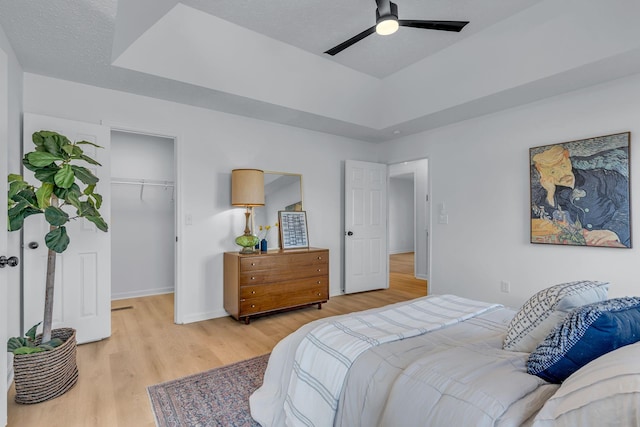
[344,160,388,293]
[22,113,111,344]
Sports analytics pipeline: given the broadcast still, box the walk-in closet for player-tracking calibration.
[110,131,176,303]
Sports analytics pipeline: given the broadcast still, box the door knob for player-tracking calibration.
[28,241,39,249]
[346,231,353,236]
[0,256,19,268]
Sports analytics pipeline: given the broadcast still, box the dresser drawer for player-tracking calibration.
[240,264,328,285]
[240,280,328,315]
[239,251,327,272]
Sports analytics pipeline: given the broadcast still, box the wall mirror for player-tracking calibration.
[253,171,303,249]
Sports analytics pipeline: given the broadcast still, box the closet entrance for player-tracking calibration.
[388,159,429,293]
[110,130,177,321]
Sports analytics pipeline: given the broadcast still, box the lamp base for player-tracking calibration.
[235,234,260,254]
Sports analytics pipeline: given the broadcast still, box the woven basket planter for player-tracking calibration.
[12,328,79,404]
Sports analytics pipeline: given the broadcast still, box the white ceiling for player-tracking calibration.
[1,0,640,142]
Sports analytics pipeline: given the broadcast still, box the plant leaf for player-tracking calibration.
[34,166,60,184]
[7,200,28,218]
[76,140,103,148]
[22,156,38,172]
[54,164,75,188]
[44,206,70,226]
[7,337,31,352]
[83,184,96,195]
[86,215,108,232]
[65,189,82,210]
[13,188,38,206]
[8,212,24,231]
[8,173,23,183]
[8,180,29,199]
[78,154,101,166]
[45,226,70,253]
[43,134,63,156]
[35,183,54,209]
[70,165,99,185]
[13,346,45,355]
[26,322,41,341]
[91,192,103,210]
[26,151,64,167]
[77,201,98,218]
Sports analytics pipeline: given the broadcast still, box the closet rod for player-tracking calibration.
[111,178,174,187]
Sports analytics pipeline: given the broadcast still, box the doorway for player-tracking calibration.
[388,159,429,293]
[110,130,177,322]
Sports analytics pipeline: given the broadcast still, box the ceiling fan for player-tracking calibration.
[324,0,469,56]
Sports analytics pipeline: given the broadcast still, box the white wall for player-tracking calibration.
[380,72,640,308]
[388,178,414,254]
[21,74,378,323]
[110,131,175,299]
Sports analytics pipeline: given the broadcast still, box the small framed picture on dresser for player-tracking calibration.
[278,211,309,249]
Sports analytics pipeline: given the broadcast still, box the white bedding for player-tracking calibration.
[250,295,558,427]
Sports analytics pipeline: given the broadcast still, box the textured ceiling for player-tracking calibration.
[183,0,538,78]
[1,1,640,143]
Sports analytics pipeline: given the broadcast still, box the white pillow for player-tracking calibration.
[532,342,640,426]
[502,280,609,352]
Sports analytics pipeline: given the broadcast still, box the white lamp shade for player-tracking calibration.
[231,169,265,206]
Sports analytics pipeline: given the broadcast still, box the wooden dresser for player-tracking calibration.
[223,248,329,323]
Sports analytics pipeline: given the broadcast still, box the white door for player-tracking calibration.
[22,113,111,344]
[0,48,9,427]
[344,160,388,293]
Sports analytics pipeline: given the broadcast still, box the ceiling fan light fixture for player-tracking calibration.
[376,17,399,35]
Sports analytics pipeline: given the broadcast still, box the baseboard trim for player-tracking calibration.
[389,249,414,255]
[111,287,174,301]
[180,309,229,324]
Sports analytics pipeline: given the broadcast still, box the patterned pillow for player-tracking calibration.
[527,297,640,384]
[532,342,640,426]
[502,281,609,352]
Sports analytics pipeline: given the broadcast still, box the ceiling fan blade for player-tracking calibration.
[324,26,376,56]
[398,20,469,32]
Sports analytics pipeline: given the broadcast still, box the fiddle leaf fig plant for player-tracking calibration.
[7,130,108,346]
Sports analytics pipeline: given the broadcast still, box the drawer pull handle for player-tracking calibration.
[317,281,321,284]
[317,269,321,272]
[251,277,256,280]
[251,262,256,266]
[251,304,256,308]
[317,293,321,296]
[251,290,256,294]
[318,257,322,260]
[240,299,246,302]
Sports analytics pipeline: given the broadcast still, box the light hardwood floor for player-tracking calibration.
[7,254,426,427]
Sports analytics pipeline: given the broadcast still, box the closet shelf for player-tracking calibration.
[111,177,174,187]
[111,177,175,200]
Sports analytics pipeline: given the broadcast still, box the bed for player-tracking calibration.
[250,282,640,427]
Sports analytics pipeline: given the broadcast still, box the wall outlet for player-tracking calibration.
[185,214,193,226]
[500,280,511,293]
[438,214,449,224]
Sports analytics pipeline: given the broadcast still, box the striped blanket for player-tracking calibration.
[282,295,502,427]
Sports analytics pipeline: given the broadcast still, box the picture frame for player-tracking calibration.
[278,210,309,249]
[530,132,631,248]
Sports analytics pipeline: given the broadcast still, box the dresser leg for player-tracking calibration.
[244,317,251,325]
[317,303,322,310]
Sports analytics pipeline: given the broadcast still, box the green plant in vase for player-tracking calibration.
[7,130,108,349]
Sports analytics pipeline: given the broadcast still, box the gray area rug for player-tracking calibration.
[148,353,270,427]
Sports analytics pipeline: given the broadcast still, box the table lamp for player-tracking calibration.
[231,169,264,253]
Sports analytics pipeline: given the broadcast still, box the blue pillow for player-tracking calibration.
[527,297,640,383]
